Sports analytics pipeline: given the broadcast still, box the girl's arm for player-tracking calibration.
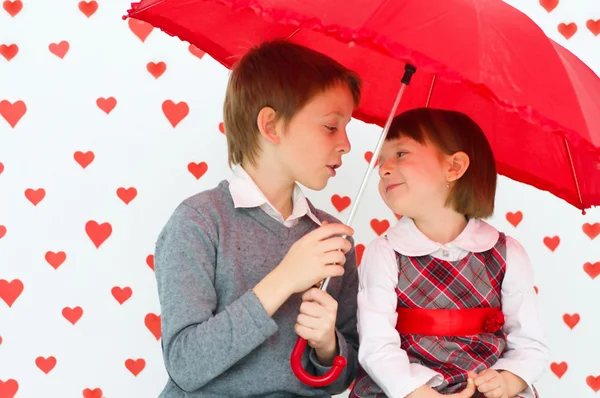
[490,236,551,398]
[357,237,444,397]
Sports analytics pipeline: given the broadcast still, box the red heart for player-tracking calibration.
[0,335,2,344]
[0,44,18,61]
[587,19,600,36]
[62,306,83,325]
[48,41,69,59]
[364,151,379,166]
[331,194,351,212]
[539,0,558,12]
[543,236,560,252]
[146,254,155,271]
[162,100,189,127]
[587,376,600,393]
[147,61,166,79]
[505,211,523,227]
[583,223,600,240]
[36,356,57,374]
[82,388,103,398]
[550,362,568,378]
[370,219,390,236]
[189,44,205,59]
[533,286,539,294]
[563,313,580,329]
[117,187,137,204]
[112,286,132,305]
[145,313,162,340]
[558,22,577,40]
[125,358,146,376]
[0,225,5,239]
[0,379,18,398]
[25,188,45,206]
[3,0,22,17]
[188,161,208,179]
[0,279,24,307]
[218,122,225,134]
[96,97,117,114]
[0,100,27,128]
[45,251,66,270]
[355,244,365,266]
[85,220,112,248]
[74,151,95,169]
[78,1,97,18]
[0,162,3,174]
[128,18,154,42]
[584,262,600,280]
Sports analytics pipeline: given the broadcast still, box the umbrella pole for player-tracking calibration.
[320,63,416,292]
[291,63,417,387]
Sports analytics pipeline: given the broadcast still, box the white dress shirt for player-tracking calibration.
[357,216,550,398]
[227,165,321,227]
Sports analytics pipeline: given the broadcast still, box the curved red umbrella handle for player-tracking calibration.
[290,336,347,387]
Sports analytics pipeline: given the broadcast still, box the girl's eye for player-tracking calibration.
[396,151,406,158]
[325,126,337,132]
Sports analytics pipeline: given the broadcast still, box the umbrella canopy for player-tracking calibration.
[125,0,600,211]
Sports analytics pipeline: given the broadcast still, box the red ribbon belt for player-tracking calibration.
[395,307,505,336]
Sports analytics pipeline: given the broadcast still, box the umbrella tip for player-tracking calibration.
[401,64,417,85]
[122,2,140,19]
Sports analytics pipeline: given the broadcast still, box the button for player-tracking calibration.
[442,250,450,257]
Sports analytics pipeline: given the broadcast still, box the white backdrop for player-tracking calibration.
[1,1,599,397]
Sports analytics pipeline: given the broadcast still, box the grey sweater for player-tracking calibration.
[154,180,359,397]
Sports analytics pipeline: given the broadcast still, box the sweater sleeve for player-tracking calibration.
[154,202,278,392]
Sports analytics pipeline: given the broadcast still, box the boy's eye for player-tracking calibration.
[325,126,337,132]
[396,151,406,158]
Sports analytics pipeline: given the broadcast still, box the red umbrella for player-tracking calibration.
[123,0,600,386]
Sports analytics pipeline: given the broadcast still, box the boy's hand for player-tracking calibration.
[277,222,353,294]
[294,288,339,366]
[473,369,508,398]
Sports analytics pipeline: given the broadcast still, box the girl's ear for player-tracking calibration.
[446,151,470,182]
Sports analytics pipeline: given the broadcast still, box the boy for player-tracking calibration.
[154,40,362,397]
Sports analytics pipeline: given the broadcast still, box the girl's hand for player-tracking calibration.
[473,369,509,398]
[406,377,476,398]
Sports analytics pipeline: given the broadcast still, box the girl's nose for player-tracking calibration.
[378,160,392,178]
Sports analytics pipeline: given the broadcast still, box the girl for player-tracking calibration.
[350,108,549,398]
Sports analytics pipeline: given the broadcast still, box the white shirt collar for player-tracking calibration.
[385,216,499,257]
[227,166,321,226]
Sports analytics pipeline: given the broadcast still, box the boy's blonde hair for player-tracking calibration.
[388,108,497,219]
[223,40,361,167]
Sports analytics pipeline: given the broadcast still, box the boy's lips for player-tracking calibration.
[327,163,341,177]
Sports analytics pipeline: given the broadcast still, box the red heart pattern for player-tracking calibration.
[145,313,162,341]
[125,358,146,376]
[62,306,83,325]
[3,0,22,17]
[1,1,598,396]
[36,356,57,374]
[49,41,70,58]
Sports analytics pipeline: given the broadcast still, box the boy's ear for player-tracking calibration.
[446,151,470,182]
[256,107,280,144]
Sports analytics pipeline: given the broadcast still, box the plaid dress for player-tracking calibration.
[351,233,521,398]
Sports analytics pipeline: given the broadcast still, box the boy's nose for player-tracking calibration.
[338,131,351,154]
